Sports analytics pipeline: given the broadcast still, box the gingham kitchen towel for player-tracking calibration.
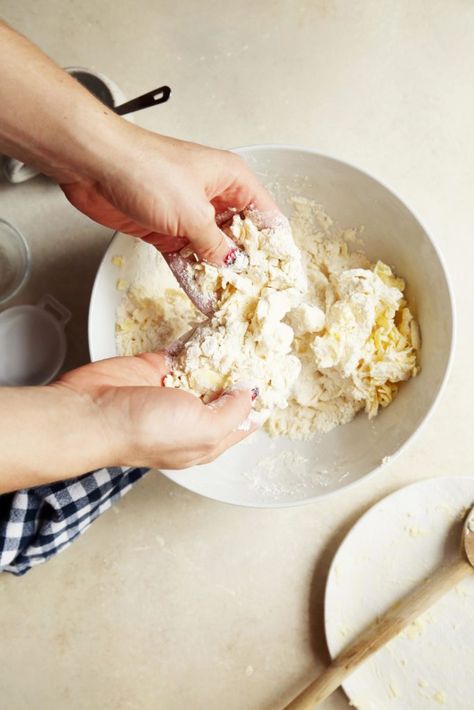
[0,466,149,575]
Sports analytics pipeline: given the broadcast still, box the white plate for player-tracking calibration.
[89,146,454,507]
[325,476,474,709]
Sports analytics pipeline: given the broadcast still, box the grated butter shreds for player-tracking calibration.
[266,198,420,438]
[116,287,200,356]
[112,255,125,268]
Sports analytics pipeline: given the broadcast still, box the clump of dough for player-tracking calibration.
[163,214,307,414]
[266,199,420,438]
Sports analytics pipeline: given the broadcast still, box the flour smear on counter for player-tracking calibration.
[115,198,420,440]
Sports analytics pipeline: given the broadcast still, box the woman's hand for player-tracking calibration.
[55,351,256,470]
[0,353,257,493]
[61,127,277,265]
[0,23,277,265]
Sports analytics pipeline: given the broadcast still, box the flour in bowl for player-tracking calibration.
[116,198,420,439]
[115,245,203,356]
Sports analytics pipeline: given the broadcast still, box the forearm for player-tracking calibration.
[0,386,117,493]
[0,20,123,183]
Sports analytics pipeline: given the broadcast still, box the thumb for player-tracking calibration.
[186,212,236,266]
[202,386,254,437]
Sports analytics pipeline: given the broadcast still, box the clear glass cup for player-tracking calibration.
[0,219,31,304]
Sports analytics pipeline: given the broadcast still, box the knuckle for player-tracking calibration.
[197,202,216,227]
[202,438,217,455]
[198,234,226,263]
[217,149,246,177]
[202,430,220,453]
[229,152,245,169]
[198,448,220,465]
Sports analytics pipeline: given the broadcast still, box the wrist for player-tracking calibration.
[0,21,131,186]
[81,119,167,185]
[0,385,118,493]
[50,383,120,469]
[48,107,128,185]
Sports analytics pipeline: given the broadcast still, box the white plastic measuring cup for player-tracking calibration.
[0,295,71,386]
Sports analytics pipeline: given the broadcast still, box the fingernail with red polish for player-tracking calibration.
[161,370,174,387]
[224,247,249,271]
[224,247,239,266]
[232,380,258,396]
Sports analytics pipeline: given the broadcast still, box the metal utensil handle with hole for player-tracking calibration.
[284,556,473,709]
[37,295,71,325]
[114,85,171,116]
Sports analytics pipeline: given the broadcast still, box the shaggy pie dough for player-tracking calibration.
[116,198,420,439]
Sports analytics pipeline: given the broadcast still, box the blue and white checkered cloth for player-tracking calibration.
[0,466,149,576]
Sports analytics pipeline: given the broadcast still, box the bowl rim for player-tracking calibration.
[88,145,456,508]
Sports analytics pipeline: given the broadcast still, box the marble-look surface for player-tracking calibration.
[0,1,473,708]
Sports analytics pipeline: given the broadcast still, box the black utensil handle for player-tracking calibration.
[114,85,171,116]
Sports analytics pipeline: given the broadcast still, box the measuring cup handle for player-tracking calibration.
[37,295,71,325]
[114,85,171,116]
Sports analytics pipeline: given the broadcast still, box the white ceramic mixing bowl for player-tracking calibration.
[89,146,454,507]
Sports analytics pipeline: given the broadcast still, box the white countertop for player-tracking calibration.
[0,2,473,708]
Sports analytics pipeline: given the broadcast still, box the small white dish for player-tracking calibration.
[325,476,474,709]
[0,295,70,386]
[88,146,454,507]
